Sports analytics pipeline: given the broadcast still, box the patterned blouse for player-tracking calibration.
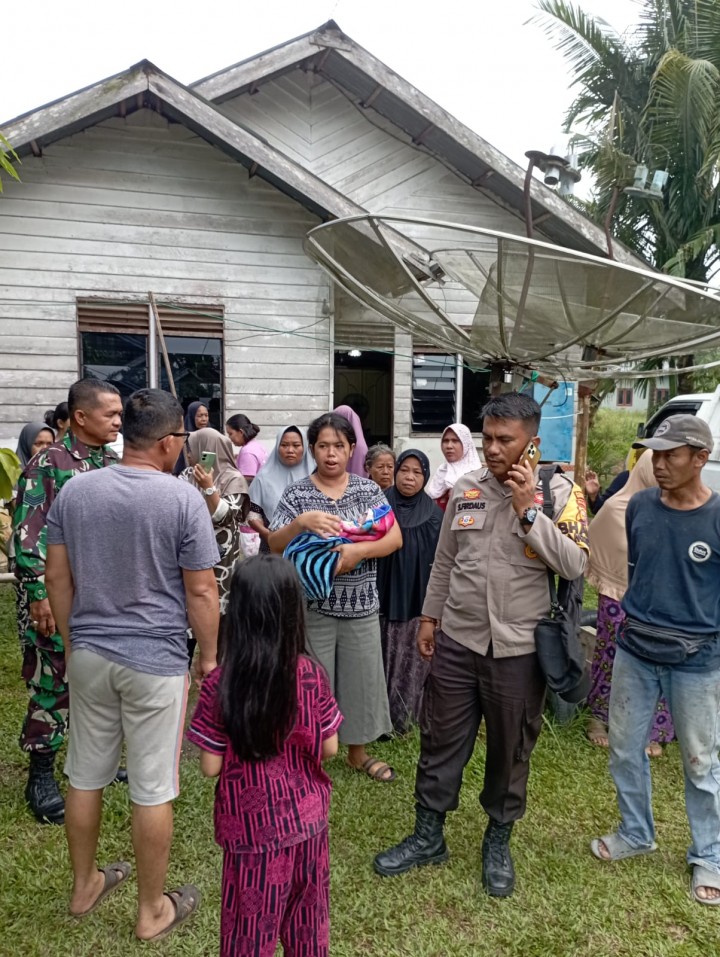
[270,474,389,619]
[180,469,248,614]
[186,656,342,852]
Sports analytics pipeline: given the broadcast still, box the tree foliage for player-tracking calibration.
[533,0,720,282]
[0,132,19,193]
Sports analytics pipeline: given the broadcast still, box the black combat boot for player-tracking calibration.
[481,819,515,897]
[374,805,449,876]
[25,751,65,825]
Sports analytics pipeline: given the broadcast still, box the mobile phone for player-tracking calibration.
[200,451,216,472]
[517,440,540,469]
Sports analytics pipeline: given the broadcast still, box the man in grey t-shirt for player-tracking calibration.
[46,389,220,942]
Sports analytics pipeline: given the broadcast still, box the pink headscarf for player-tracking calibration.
[333,404,369,477]
[426,423,481,500]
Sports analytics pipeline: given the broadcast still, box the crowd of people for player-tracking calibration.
[4,379,720,954]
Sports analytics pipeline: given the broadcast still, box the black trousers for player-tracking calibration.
[415,630,546,824]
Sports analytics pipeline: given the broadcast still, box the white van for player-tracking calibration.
[637,384,720,492]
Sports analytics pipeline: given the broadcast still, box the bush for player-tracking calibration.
[587,410,644,487]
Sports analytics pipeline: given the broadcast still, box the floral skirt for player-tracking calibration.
[589,594,675,743]
[380,616,430,735]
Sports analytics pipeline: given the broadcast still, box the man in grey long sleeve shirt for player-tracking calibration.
[374,392,588,898]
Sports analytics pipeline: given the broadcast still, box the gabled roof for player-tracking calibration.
[193,20,643,268]
[0,60,366,222]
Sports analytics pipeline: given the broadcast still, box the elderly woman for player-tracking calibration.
[378,450,442,733]
[268,412,402,782]
[426,422,481,510]
[365,443,396,490]
[247,426,314,553]
[181,428,249,616]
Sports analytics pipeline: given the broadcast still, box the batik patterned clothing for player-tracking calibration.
[12,433,117,752]
[589,593,675,744]
[220,830,330,957]
[270,475,389,618]
[187,656,340,957]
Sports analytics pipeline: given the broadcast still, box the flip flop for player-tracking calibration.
[691,865,720,905]
[590,832,657,862]
[137,884,202,942]
[70,861,132,918]
[348,757,396,782]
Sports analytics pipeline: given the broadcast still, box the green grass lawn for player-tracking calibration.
[0,583,715,957]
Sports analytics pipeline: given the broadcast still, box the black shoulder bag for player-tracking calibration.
[533,466,590,703]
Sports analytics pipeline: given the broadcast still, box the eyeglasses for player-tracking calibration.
[156,431,191,442]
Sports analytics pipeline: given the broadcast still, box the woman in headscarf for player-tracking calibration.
[426,422,481,510]
[181,428,249,619]
[16,423,55,467]
[185,401,210,433]
[333,404,369,477]
[247,426,314,553]
[585,449,674,755]
[377,449,442,733]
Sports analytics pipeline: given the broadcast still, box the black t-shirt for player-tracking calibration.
[621,488,720,669]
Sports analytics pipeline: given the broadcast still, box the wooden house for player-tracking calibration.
[0,20,640,456]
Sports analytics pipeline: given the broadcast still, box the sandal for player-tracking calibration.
[70,861,132,918]
[348,757,396,782]
[691,865,720,905]
[137,884,201,942]
[586,718,609,748]
[590,832,657,862]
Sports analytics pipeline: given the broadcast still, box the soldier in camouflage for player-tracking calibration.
[13,378,123,823]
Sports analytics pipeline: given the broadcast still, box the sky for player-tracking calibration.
[2,0,639,175]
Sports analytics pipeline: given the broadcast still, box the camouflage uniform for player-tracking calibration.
[13,433,117,753]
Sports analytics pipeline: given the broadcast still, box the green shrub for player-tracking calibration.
[587,410,644,487]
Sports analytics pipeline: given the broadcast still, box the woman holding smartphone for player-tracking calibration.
[182,428,250,618]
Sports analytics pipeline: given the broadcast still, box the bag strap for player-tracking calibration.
[538,465,561,613]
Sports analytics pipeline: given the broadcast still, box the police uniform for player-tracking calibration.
[416,466,589,822]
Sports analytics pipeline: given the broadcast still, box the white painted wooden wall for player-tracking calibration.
[0,110,331,438]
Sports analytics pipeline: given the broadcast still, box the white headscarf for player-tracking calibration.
[426,423,481,500]
[248,426,315,522]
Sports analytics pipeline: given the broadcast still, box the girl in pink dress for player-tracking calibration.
[187,555,341,957]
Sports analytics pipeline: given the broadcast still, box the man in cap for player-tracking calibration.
[591,414,720,905]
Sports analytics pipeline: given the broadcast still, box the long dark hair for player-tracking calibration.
[220,555,305,761]
[226,413,260,441]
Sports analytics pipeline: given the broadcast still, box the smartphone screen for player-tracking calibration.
[200,451,216,472]
[517,441,540,469]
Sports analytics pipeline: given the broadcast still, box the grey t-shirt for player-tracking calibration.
[46,464,220,676]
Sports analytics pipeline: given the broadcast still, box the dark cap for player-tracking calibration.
[633,414,713,453]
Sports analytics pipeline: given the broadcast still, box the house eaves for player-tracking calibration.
[0,60,366,223]
[193,21,647,271]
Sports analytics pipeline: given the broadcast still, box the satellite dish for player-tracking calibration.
[304,215,720,380]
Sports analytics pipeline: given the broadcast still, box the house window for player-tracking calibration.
[412,354,456,432]
[78,300,224,428]
[653,387,670,407]
[616,387,634,408]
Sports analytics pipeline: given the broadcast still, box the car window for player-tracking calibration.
[644,402,703,437]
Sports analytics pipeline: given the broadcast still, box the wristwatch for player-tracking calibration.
[521,507,539,525]
[203,485,217,497]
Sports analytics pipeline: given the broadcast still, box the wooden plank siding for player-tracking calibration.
[0,110,332,436]
[217,68,544,438]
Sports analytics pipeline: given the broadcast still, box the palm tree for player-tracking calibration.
[534,1,720,391]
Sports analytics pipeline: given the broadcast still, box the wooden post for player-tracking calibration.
[148,292,177,398]
[574,385,593,480]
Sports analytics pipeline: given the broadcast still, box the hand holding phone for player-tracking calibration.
[199,451,216,473]
[517,440,540,470]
